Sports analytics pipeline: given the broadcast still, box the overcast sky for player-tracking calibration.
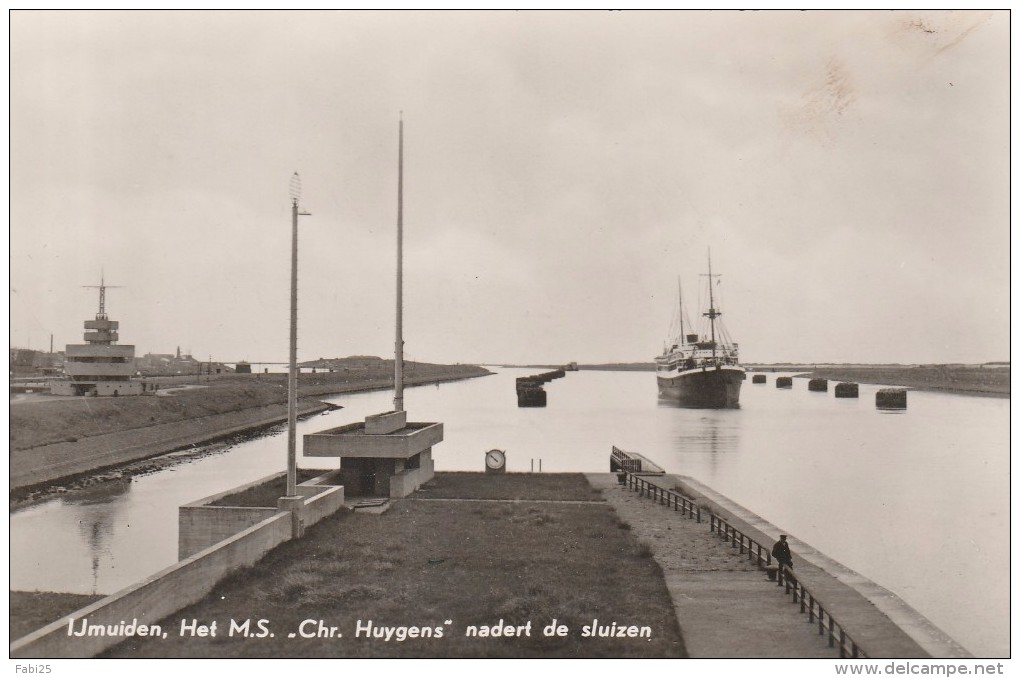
[9,10,1009,366]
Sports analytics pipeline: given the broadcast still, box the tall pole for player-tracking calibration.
[394,115,405,412]
[286,173,305,497]
[287,194,298,496]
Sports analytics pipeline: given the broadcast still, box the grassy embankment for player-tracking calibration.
[99,473,684,659]
[798,365,1009,397]
[10,358,491,451]
[10,592,105,641]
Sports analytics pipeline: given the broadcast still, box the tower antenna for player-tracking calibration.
[82,271,123,321]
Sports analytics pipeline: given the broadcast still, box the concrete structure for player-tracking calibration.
[876,388,908,409]
[179,470,345,559]
[50,278,151,397]
[835,382,860,398]
[11,470,346,659]
[304,410,440,498]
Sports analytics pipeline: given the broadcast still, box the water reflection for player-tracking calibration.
[65,478,132,595]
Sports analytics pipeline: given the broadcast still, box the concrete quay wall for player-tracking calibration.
[12,471,346,659]
[670,474,971,659]
[11,512,294,658]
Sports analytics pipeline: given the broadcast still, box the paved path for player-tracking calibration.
[587,473,839,658]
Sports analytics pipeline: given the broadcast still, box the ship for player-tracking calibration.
[655,254,744,408]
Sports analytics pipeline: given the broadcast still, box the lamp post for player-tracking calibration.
[286,172,311,498]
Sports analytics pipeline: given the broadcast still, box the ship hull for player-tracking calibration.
[657,365,744,408]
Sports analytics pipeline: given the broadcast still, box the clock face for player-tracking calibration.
[485,449,505,469]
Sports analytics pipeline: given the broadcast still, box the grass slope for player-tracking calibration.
[102,473,685,659]
[11,359,491,451]
[10,592,105,641]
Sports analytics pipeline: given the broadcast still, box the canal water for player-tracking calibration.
[9,368,1008,656]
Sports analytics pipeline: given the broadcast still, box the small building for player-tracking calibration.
[50,279,153,397]
[304,410,441,498]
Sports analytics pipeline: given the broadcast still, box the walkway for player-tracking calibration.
[587,473,838,658]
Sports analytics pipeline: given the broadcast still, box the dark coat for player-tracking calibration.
[772,539,793,566]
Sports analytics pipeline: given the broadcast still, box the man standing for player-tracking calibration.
[772,534,793,571]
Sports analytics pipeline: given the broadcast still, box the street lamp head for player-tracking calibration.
[289,172,302,204]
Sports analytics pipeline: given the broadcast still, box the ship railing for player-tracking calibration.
[620,468,866,659]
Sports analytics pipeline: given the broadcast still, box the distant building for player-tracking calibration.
[51,279,153,397]
[9,348,39,369]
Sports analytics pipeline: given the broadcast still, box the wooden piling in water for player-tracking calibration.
[776,376,792,389]
[752,374,767,384]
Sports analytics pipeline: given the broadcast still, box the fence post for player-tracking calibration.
[828,617,835,647]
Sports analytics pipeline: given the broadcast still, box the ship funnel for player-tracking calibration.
[686,333,699,343]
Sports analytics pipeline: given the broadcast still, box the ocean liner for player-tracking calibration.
[655,254,744,408]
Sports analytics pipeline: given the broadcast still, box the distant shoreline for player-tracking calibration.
[506,363,1009,398]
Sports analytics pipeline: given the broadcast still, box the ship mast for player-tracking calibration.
[702,250,720,360]
[677,277,685,346]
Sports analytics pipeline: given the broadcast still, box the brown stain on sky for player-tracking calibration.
[894,11,994,57]
[782,58,856,145]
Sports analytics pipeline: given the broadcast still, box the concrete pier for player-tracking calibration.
[592,470,970,658]
[808,378,828,392]
[835,382,859,398]
[877,388,908,409]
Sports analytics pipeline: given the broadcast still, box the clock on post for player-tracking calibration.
[484,449,506,474]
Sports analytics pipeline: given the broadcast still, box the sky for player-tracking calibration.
[9,10,1010,366]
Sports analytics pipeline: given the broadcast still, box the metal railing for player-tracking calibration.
[611,446,642,472]
[618,464,866,659]
[622,470,701,522]
[709,513,772,568]
[777,565,865,659]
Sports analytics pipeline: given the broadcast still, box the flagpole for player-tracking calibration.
[394,114,405,412]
